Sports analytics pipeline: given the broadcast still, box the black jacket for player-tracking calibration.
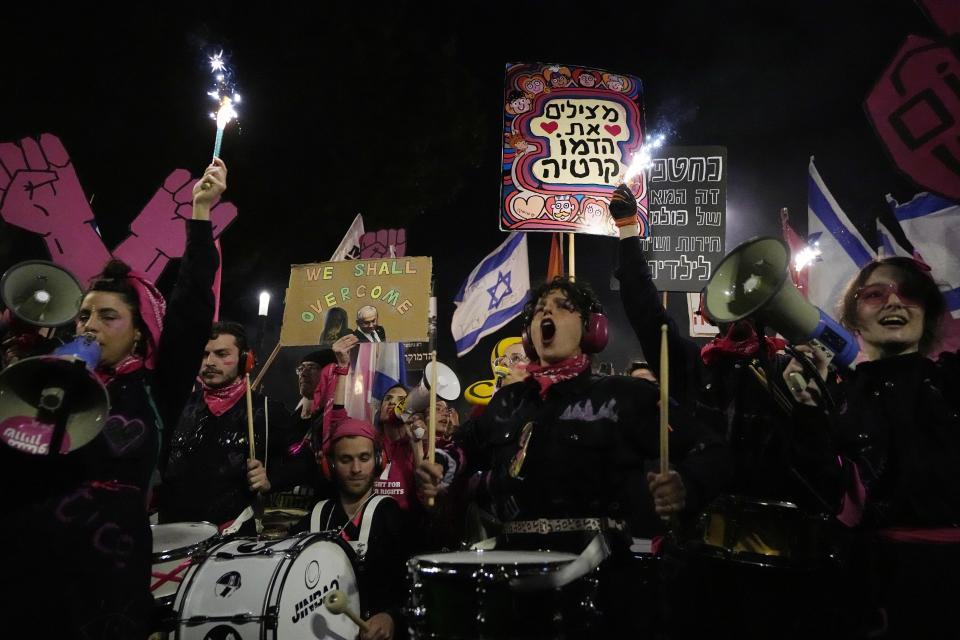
[452,370,732,537]
[161,387,293,524]
[795,351,960,528]
[353,326,387,342]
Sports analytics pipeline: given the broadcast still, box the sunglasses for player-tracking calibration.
[854,282,922,308]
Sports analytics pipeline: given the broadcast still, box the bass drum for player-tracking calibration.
[172,533,359,639]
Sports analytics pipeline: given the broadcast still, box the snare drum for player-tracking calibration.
[690,495,832,569]
[151,522,220,604]
[407,550,598,639]
[172,533,359,639]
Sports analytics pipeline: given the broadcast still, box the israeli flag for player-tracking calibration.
[876,214,912,259]
[452,232,530,356]
[889,192,960,319]
[807,157,875,318]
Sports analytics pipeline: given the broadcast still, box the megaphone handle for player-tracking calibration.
[47,410,69,457]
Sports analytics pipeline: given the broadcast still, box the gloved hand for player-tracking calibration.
[609,183,637,227]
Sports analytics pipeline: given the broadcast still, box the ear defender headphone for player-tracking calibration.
[238,349,256,376]
[521,303,609,361]
[322,441,385,481]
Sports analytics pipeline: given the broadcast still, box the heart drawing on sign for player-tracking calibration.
[604,125,621,136]
[513,195,546,220]
[540,121,559,134]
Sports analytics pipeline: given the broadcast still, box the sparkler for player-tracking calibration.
[622,132,667,182]
[205,49,241,162]
[793,242,822,272]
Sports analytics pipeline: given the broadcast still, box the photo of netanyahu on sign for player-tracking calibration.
[353,305,387,342]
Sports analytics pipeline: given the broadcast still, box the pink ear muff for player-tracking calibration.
[522,310,608,361]
[580,311,609,354]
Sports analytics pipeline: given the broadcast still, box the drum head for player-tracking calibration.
[151,522,218,562]
[414,550,578,565]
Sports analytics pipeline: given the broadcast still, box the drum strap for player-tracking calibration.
[509,533,612,592]
[309,495,388,559]
[309,500,330,533]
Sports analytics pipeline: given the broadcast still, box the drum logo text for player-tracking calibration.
[291,578,340,623]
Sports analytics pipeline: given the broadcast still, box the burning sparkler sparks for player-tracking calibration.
[622,132,667,182]
[793,242,822,272]
[204,48,240,160]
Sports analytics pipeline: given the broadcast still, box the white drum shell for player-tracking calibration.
[151,522,219,601]
[173,533,359,639]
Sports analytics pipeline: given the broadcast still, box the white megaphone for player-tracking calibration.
[0,334,109,455]
[704,236,859,368]
[395,361,461,422]
[1,260,84,327]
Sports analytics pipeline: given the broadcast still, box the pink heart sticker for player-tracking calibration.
[604,125,621,136]
[541,121,559,134]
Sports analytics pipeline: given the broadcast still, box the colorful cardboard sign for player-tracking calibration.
[280,257,432,346]
[500,63,649,238]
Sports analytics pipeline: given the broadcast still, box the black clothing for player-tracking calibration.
[453,369,732,537]
[161,388,293,525]
[791,351,960,637]
[808,352,960,527]
[0,219,218,639]
[617,236,825,508]
[353,326,386,342]
[294,496,409,635]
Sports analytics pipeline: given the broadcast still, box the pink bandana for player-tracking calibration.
[200,376,247,417]
[126,270,166,370]
[95,354,145,385]
[525,353,591,399]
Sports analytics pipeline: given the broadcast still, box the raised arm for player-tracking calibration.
[611,184,703,404]
[154,160,225,457]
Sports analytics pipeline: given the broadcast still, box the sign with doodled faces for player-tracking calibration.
[500,63,649,238]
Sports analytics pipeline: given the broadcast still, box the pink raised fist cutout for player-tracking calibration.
[0,134,237,285]
[0,134,111,283]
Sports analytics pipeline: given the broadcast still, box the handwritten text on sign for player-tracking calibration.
[641,146,727,292]
[280,257,432,346]
[500,63,648,238]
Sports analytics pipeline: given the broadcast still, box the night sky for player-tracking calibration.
[0,2,935,406]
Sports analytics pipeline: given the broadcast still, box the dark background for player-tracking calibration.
[0,2,933,407]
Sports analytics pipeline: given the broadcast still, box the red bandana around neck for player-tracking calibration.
[700,327,787,366]
[95,355,144,385]
[201,375,247,416]
[525,353,591,399]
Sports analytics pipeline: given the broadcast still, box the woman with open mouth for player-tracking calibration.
[415,275,732,636]
[783,256,960,637]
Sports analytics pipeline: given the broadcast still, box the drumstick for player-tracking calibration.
[659,324,669,476]
[245,374,264,534]
[325,589,370,633]
[427,351,438,508]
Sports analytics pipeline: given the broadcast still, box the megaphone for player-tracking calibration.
[1,260,84,327]
[395,361,461,421]
[704,236,859,368]
[0,352,110,455]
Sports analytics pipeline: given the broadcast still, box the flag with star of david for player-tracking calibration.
[451,232,530,356]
